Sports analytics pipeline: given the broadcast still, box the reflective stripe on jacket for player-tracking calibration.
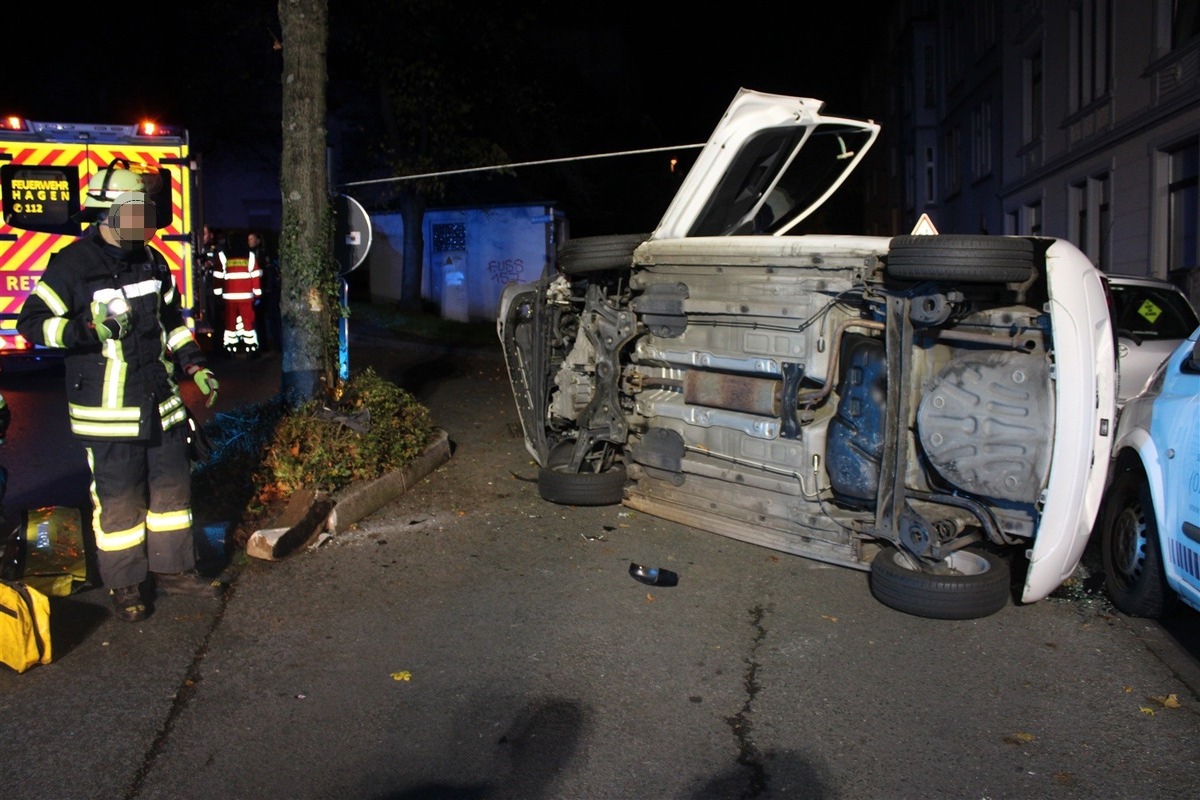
[213,251,262,301]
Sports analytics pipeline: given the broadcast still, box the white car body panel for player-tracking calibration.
[1022,240,1117,602]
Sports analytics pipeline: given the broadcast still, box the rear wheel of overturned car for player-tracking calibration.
[1100,470,1176,619]
[869,546,1011,620]
[886,234,1037,283]
[537,464,628,506]
[557,234,650,275]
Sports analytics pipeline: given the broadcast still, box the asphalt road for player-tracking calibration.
[1,332,1198,800]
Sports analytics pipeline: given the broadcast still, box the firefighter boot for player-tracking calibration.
[111,585,148,623]
[153,570,225,599]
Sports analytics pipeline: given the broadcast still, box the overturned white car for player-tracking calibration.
[498,89,1116,619]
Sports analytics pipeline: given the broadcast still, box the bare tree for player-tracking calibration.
[278,0,339,402]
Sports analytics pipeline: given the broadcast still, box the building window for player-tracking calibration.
[924,44,937,108]
[1020,200,1043,236]
[944,127,962,195]
[1070,173,1112,269]
[975,0,997,52]
[1024,49,1043,145]
[1070,0,1112,111]
[971,101,993,179]
[905,151,915,209]
[946,5,965,86]
[1167,140,1199,272]
[925,146,937,204]
[1173,0,1200,48]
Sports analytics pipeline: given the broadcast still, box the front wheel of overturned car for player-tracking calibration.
[1100,470,1176,619]
[869,546,1011,620]
[537,464,628,506]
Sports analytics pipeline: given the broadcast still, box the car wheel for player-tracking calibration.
[557,234,649,275]
[886,234,1037,283]
[868,546,1011,620]
[1100,470,1176,618]
[537,463,627,506]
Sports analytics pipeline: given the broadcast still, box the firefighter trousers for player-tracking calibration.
[85,422,196,590]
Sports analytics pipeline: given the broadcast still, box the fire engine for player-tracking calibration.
[0,116,202,356]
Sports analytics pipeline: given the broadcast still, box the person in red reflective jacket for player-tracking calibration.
[212,240,262,356]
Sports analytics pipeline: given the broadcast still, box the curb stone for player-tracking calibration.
[245,427,452,559]
[326,427,452,534]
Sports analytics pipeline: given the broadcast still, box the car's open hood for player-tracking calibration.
[651,89,880,241]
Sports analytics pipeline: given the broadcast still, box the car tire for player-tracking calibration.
[886,235,1037,283]
[557,234,649,275]
[868,546,1011,620]
[1100,470,1177,619]
[537,463,627,506]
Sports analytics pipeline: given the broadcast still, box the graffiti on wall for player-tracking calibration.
[488,258,525,284]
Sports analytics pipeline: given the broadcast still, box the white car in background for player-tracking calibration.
[499,88,1117,620]
[1104,274,1200,407]
[1100,325,1200,618]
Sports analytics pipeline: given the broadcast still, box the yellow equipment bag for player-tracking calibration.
[0,578,51,673]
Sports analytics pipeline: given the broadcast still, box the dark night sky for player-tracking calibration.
[4,2,874,234]
[6,3,871,137]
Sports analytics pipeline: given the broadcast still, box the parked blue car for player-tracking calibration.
[1101,324,1200,617]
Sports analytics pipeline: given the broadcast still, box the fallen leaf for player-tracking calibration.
[821,615,839,623]
[645,593,654,602]
[1123,686,1133,693]
[1053,772,1075,786]
[456,510,467,517]
[1139,707,1156,716]
[1003,732,1035,745]
[391,671,412,682]
[1150,694,1181,708]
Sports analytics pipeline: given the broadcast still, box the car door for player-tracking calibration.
[1153,328,1200,609]
[651,89,880,240]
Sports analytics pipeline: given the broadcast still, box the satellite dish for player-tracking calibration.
[333,193,372,274]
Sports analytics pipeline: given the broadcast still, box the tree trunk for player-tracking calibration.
[278,0,336,403]
[399,188,426,311]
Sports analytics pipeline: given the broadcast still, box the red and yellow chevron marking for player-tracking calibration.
[0,140,195,344]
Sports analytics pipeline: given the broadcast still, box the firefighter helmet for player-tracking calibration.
[83,162,147,210]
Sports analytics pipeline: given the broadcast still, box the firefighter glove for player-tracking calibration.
[192,368,219,408]
[90,300,130,342]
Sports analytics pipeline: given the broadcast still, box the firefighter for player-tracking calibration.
[16,161,223,623]
[212,238,262,355]
[197,224,226,341]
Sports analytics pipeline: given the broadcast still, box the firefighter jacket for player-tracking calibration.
[16,233,207,441]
